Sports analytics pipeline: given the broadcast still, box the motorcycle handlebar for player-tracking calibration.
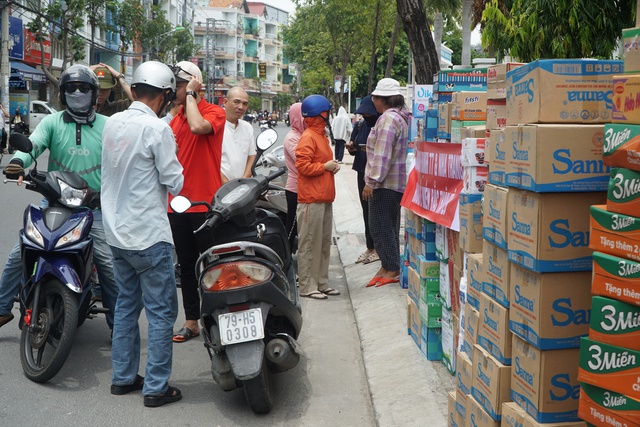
[195,214,219,234]
[266,167,286,182]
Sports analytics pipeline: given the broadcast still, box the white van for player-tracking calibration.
[29,101,57,133]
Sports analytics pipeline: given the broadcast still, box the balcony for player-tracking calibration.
[243,55,258,63]
[214,47,236,60]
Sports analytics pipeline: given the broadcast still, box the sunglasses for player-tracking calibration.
[64,83,92,94]
[171,65,195,79]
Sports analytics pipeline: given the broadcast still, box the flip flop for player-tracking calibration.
[356,250,373,263]
[375,277,400,288]
[366,277,381,288]
[300,291,328,300]
[320,288,340,296]
[172,327,200,343]
[362,251,380,265]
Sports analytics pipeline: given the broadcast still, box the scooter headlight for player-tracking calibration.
[58,179,89,208]
[25,210,44,247]
[201,261,272,292]
[54,216,89,249]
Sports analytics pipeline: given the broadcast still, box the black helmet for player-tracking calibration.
[59,64,99,108]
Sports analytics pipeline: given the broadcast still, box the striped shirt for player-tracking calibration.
[365,108,409,192]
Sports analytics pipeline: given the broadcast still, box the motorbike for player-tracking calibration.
[170,128,302,414]
[259,120,269,133]
[254,143,288,224]
[4,133,105,383]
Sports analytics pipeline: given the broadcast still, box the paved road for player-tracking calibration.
[0,135,375,425]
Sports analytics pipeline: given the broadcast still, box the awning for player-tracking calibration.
[11,61,47,83]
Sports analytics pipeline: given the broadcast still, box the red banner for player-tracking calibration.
[401,141,463,230]
[23,29,51,66]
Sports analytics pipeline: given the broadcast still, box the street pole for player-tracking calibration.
[1,3,9,116]
[348,75,351,113]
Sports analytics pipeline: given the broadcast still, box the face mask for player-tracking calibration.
[364,115,378,127]
[65,90,93,114]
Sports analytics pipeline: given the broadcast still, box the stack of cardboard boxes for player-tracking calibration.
[578,34,640,427]
[503,59,621,427]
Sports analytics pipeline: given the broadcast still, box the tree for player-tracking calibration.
[110,0,145,75]
[461,0,472,66]
[86,0,112,63]
[481,0,636,62]
[396,0,440,84]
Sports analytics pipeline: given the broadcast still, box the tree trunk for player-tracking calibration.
[385,13,401,78]
[368,0,382,93]
[396,0,440,84]
[461,0,472,66]
[434,12,443,64]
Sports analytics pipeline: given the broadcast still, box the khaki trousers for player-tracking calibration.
[296,202,333,294]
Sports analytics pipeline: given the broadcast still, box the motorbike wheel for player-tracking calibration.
[20,279,78,383]
[242,357,275,414]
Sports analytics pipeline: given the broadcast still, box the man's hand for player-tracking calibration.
[4,160,25,185]
[362,185,374,201]
[186,75,204,94]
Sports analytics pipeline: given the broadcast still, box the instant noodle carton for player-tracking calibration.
[482,240,510,308]
[471,344,512,421]
[612,75,640,124]
[589,296,640,351]
[578,337,640,402]
[478,292,512,365]
[607,168,640,217]
[589,205,640,262]
[509,263,592,350]
[506,59,622,125]
[578,382,640,427]
[603,123,640,172]
[504,402,588,427]
[483,183,509,249]
[505,124,610,192]
[508,190,606,273]
[592,251,640,307]
[623,27,640,74]
[511,334,581,423]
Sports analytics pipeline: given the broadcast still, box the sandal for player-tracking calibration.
[144,386,182,407]
[366,277,381,288]
[375,277,400,287]
[356,250,373,263]
[300,291,328,300]
[0,313,14,328]
[320,288,340,296]
[111,374,145,395]
[172,327,200,343]
[362,251,380,265]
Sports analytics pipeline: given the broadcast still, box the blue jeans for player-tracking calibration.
[110,242,178,396]
[0,209,118,329]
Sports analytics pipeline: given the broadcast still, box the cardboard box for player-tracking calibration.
[419,255,440,282]
[467,253,484,310]
[464,166,488,194]
[487,81,507,100]
[483,183,509,250]
[624,27,640,74]
[420,323,444,361]
[452,91,488,121]
[482,241,510,309]
[578,337,640,402]
[451,262,463,319]
[603,123,640,172]
[502,402,527,427]
[436,223,449,261]
[509,263,591,350]
[453,120,486,143]
[440,260,453,310]
[419,292,443,328]
[471,344,512,421]
[490,127,509,186]
[439,102,452,140]
[407,296,421,347]
[590,205,640,262]
[478,293,512,364]
[468,391,500,427]
[408,265,421,304]
[505,124,610,192]
[578,382,640,427]
[508,190,606,273]
[592,251,640,307]
[448,229,464,271]
[488,62,526,83]
[457,350,473,410]
[462,138,487,167]
[589,295,640,351]
[459,193,484,253]
[486,99,507,130]
[607,167,640,217]
[448,391,459,427]
[442,308,457,375]
[437,68,487,93]
[613,75,640,124]
[506,59,623,125]
[463,302,480,359]
[511,334,581,423]
[460,125,487,141]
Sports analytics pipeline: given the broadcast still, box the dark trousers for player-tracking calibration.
[0,129,6,151]
[285,189,298,252]
[369,188,403,272]
[168,212,215,321]
[357,172,374,250]
[334,139,346,161]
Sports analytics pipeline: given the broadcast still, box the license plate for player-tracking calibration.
[218,308,264,345]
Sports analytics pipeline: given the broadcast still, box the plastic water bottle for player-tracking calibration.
[406,137,417,174]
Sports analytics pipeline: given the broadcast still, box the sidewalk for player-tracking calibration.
[332,162,455,426]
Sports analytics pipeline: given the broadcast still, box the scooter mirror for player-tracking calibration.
[9,133,33,153]
[170,195,192,213]
[256,128,277,151]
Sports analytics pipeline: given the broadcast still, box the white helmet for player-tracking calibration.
[131,61,176,92]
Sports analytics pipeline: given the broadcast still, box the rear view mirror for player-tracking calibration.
[9,133,33,153]
[170,195,192,213]
[256,128,277,151]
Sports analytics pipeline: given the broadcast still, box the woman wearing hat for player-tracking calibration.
[362,78,409,288]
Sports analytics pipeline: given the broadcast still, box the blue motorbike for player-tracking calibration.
[4,134,103,383]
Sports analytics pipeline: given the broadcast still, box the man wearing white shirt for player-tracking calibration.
[221,86,256,183]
